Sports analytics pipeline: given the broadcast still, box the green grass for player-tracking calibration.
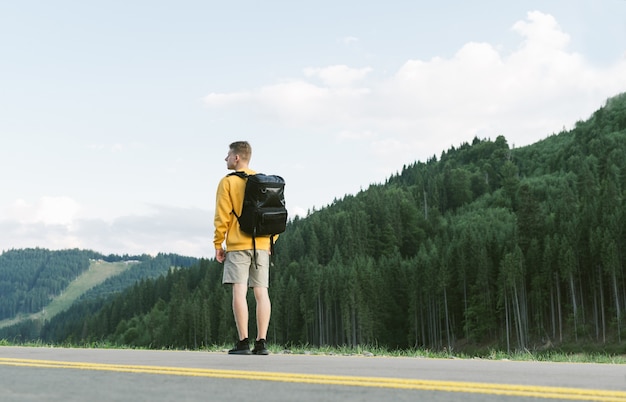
[204,344,626,363]
[0,260,136,329]
[2,339,625,364]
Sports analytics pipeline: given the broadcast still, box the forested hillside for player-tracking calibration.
[269,93,626,352]
[5,93,626,353]
[0,250,197,340]
[0,248,100,320]
[80,253,198,300]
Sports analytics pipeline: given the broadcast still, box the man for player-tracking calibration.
[214,141,272,355]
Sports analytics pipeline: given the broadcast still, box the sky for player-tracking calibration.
[1,1,625,258]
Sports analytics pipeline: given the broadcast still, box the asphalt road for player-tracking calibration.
[1,346,625,401]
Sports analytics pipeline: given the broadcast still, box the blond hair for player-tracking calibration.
[229,141,252,162]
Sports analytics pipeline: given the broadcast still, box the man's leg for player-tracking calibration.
[232,283,249,340]
[248,250,270,355]
[254,286,271,340]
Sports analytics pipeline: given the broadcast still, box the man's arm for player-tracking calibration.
[213,177,232,258]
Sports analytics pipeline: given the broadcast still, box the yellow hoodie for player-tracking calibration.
[213,169,273,251]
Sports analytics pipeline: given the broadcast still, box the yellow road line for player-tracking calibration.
[1,357,624,401]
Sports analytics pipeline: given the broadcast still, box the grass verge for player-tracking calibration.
[2,339,624,364]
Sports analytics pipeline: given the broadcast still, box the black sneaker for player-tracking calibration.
[228,338,252,355]
[252,339,269,355]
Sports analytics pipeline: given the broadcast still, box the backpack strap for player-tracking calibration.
[228,171,249,179]
[228,171,261,269]
[269,235,276,267]
[228,171,248,221]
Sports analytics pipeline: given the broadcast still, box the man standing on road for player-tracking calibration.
[213,141,272,355]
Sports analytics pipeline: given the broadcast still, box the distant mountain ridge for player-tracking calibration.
[0,248,197,326]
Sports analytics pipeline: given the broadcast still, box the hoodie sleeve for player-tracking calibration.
[213,176,232,249]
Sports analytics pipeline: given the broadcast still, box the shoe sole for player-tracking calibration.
[228,350,252,355]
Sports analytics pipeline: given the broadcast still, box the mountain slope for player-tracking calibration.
[0,260,135,329]
[0,248,100,321]
[0,250,198,338]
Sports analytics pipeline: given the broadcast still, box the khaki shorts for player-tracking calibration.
[222,250,270,287]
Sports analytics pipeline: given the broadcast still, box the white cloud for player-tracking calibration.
[0,201,212,257]
[303,65,373,87]
[512,11,570,53]
[230,80,372,127]
[203,91,253,107]
[204,10,626,159]
[5,196,80,226]
[337,129,376,141]
[95,206,211,256]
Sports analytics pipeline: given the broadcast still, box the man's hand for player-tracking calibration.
[215,248,226,263]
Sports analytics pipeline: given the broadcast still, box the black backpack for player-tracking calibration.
[229,171,287,265]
